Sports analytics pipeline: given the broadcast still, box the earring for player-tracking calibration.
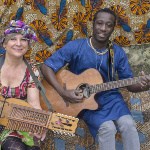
[3,47,6,51]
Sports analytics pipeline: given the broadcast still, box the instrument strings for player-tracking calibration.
[1,103,51,134]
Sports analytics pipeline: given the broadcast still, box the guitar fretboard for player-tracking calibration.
[89,75,143,94]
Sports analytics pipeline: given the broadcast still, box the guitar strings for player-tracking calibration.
[0,101,78,135]
[0,103,48,134]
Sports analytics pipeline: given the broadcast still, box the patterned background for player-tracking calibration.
[0,0,150,149]
[0,0,150,67]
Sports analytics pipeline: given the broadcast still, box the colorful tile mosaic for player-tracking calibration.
[40,88,150,150]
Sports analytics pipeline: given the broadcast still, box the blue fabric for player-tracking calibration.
[116,140,123,150]
[45,38,133,139]
[131,109,144,123]
[95,135,99,144]
[130,97,141,105]
[138,131,146,143]
[75,145,86,150]
[75,127,85,137]
[54,138,65,150]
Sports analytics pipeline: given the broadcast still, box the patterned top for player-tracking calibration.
[0,62,41,148]
[0,63,40,100]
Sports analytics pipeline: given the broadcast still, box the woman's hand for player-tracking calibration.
[28,130,47,141]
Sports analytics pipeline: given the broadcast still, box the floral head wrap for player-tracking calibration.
[1,20,37,45]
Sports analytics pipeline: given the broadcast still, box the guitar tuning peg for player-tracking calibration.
[60,131,63,135]
[56,130,60,134]
[52,130,56,133]
[64,132,67,135]
[67,133,70,136]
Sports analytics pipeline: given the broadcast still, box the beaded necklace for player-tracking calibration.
[87,38,114,81]
[89,37,108,55]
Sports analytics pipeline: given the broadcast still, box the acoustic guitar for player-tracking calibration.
[0,95,78,135]
[40,68,144,117]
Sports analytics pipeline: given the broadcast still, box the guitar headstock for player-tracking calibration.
[48,113,79,136]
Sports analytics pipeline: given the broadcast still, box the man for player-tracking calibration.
[41,8,150,150]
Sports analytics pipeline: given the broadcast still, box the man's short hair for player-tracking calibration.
[93,8,116,27]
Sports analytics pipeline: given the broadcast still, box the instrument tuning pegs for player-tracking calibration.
[71,133,75,137]
[60,131,63,135]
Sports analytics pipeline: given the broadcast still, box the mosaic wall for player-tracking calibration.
[40,88,150,150]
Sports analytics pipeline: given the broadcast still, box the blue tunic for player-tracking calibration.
[44,38,133,139]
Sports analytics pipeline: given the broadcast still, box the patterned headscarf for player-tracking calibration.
[1,20,37,45]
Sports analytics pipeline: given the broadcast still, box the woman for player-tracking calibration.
[0,20,46,150]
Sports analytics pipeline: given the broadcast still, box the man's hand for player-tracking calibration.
[140,71,150,91]
[60,89,83,103]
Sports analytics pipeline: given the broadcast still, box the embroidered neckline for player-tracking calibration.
[89,37,108,55]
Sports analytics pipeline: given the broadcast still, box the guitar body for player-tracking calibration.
[40,68,103,117]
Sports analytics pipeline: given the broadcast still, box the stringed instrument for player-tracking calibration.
[40,68,144,117]
[0,95,78,136]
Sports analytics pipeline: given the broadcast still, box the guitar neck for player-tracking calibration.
[90,75,143,94]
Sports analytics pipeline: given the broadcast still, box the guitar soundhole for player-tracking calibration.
[76,83,90,99]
